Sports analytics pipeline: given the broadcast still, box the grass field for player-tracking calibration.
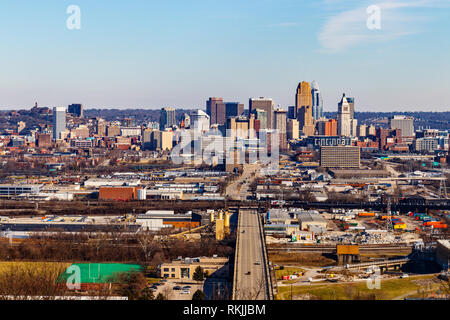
[276,274,440,300]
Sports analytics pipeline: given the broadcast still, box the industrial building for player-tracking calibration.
[0,184,42,197]
[159,256,229,280]
[436,240,450,270]
[136,210,202,231]
[298,212,327,231]
[98,186,142,201]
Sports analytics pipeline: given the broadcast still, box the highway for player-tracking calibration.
[233,209,272,300]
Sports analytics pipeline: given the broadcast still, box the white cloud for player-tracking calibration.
[318,0,445,52]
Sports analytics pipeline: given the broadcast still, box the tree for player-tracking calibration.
[192,289,205,300]
[115,271,148,300]
[193,266,205,282]
[156,293,166,300]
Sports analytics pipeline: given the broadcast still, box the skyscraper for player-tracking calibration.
[311,81,323,120]
[225,102,244,119]
[206,97,225,125]
[68,104,83,117]
[160,107,176,130]
[249,97,274,129]
[346,97,355,119]
[296,81,315,136]
[274,109,288,151]
[337,94,351,137]
[52,106,66,140]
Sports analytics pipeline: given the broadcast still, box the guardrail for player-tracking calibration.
[257,211,274,300]
[232,209,241,300]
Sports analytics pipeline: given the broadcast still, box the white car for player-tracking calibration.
[181,290,191,295]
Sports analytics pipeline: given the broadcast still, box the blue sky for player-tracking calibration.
[0,0,449,111]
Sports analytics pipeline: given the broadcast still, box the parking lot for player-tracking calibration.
[149,278,204,300]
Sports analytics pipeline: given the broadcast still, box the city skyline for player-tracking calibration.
[0,1,449,111]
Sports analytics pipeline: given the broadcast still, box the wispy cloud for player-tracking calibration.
[318,0,447,52]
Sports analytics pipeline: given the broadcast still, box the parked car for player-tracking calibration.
[182,286,191,290]
[181,290,190,295]
[173,286,182,290]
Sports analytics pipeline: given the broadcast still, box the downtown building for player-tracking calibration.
[52,106,66,140]
[296,81,315,136]
[160,107,176,130]
[320,146,361,168]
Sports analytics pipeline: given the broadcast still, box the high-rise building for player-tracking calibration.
[337,94,351,137]
[288,106,297,119]
[274,109,288,151]
[36,133,51,148]
[357,124,367,137]
[249,97,274,129]
[317,119,338,136]
[68,104,83,117]
[190,109,210,132]
[206,97,225,125]
[251,109,268,130]
[227,115,255,140]
[225,102,244,119]
[52,106,66,140]
[160,108,176,130]
[311,81,323,120]
[389,115,414,138]
[287,119,299,140]
[320,146,360,168]
[346,97,355,119]
[296,82,315,136]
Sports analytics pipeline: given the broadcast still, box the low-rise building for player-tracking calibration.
[159,256,229,280]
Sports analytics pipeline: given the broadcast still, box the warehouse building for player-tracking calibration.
[159,256,229,280]
[436,240,450,270]
[99,186,142,201]
[136,210,202,230]
[298,212,327,231]
[0,184,42,197]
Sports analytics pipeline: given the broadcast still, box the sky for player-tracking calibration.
[0,0,449,112]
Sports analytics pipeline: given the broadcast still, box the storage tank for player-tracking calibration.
[137,189,147,201]
[224,211,230,228]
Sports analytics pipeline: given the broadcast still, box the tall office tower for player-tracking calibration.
[225,102,244,119]
[316,119,338,136]
[190,109,210,132]
[288,106,297,119]
[337,94,351,137]
[274,109,288,151]
[351,118,358,137]
[287,119,299,140]
[249,97,274,129]
[296,81,315,136]
[311,81,323,120]
[357,124,367,137]
[226,115,255,140]
[160,107,176,130]
[389,115,414,138]
[206,97,225,125]
[346,97,355,119]
[52,106,66,140]
[68,104,83,117]
[251,109,268,130]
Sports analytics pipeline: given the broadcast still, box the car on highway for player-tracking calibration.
[254,261,261,265]
[246,271,251,275]
[173,286,182,290]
